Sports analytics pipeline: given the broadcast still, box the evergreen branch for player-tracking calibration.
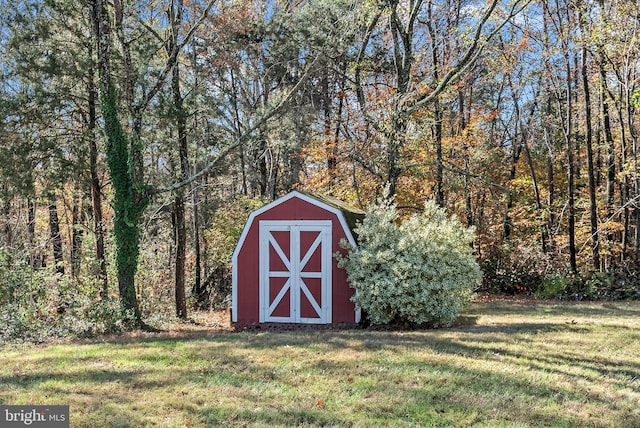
[147,55,319,197]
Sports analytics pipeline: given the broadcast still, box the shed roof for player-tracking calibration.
[299,191,365,233]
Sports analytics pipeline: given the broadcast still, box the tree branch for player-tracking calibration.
[404,0,531,116]
[146,55,319,197]
[354,10,383,133]
[139,0,217,112]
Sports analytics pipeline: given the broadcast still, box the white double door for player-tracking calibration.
[259,220,332,323]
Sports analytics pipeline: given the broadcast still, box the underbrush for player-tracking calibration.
[555,269,640,301]
[0,252,137,343]
[480,242,640,301]
[479,241,553,296]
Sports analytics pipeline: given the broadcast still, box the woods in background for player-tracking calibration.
[1,0,639,330]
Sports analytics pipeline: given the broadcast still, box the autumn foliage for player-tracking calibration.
[1,0,640,336]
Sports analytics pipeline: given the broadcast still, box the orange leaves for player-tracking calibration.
[517,34,530,53]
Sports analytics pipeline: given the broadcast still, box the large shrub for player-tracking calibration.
[0,251,135,343]
[338,198,481,327]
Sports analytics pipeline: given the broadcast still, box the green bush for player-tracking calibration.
[562,269,640,301]
[203,195,265,308]
[0,252,54,342]
[536,275,566,299]
[338,198,481,327]
[0,250,136,343]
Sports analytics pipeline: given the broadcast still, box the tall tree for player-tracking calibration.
[91,0,148,320]
[579,5,600,270]
[168,0,189,319]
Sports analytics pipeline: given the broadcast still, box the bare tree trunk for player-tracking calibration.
[27,199,39,269]
[386,117,405,198]
[48,197,66,313]
[259,135,270,197]
[459,87,473,225]
[427,1,444,206]
[188,36,205,309]
[542,5,556,254]
[170,0,188,320]
[191,184,207,309]
[173,195,187,319]
[565,52,577,274]
[524,142,547,252]
[548,0,577,272]
[71,192,85,277]
[600,55,616,262]
[230,69,247,195]
[504,71,523,241]
[331,58,348,191]
[545,97,556,253]
[48,199,64,276]
[322,73,337,189]
[88,58,109,296]
[628,79,640,262]
[615,95,630,262]
[504,143,521,241]
[581,41,600,270]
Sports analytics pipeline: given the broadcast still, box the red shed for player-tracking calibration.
[232,191,364,327]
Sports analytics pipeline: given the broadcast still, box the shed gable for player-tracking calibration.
[232,191,359,259]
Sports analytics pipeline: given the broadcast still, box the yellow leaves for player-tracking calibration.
[511,176,534,189]
[617,159,640,182]
[600,220,625,235]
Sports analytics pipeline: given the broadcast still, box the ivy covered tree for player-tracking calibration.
[89,0,327,323]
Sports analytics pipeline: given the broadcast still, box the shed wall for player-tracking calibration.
[234,195,355,326]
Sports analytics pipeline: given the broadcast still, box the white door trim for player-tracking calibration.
[259,220,332,323]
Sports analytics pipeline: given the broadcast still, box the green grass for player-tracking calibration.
[1,301,639,427]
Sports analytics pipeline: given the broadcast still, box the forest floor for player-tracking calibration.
[1,298,639,427]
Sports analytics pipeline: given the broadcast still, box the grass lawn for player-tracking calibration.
[1,300,639,427]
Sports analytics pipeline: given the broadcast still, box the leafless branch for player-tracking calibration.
[404,0,532,115]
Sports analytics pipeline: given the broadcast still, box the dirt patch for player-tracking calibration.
[146,309,234,337]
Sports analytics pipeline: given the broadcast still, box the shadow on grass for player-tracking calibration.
[469,300,640,318]
[2,301,639,427]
